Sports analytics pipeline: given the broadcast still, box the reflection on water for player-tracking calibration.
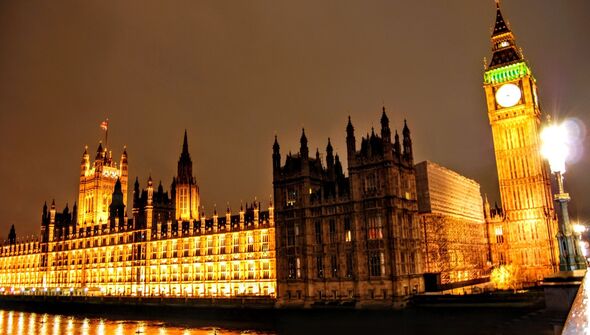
[0,310,270,335]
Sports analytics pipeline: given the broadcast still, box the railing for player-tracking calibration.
[562,270,590,334]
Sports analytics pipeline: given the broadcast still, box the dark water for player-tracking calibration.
[0,306,565,335]
[0,309,271,335]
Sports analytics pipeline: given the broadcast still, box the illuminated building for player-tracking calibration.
[415,161,490,290]
[483,3,559,283]
[0,132,276,298]
[273,109,424,308]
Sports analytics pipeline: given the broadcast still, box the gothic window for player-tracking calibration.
[247,262,255,280]
[364,173,378,193]
[344,217,352,242]
[219,235,226,254]
[262,261,270,279]
[329,219,336,243]
[330,255,338,278]
[369,252,382,277]
[367,215,383,240]
[316,256,324,278]
[288,256,296,279]
[261,233,269,252]
[207,237,213,255]
[232,262,240,280]
[247,233,254,253]
[286,187,297,206]
[315,221,322,244]
[286,223,295,246]
[233,235,240,254]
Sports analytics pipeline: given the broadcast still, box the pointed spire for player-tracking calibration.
[182,129,189,155]
[95,142,104,160]
[300,128,309,159]
[381,107,391,142]
[177,130,194,184]
[326,138,333,153]
[273,135,281,172]
[346,116,354,136]
[51,199,56,209]
[114,178,122,193]
[346,116,356,156]
[488,1,523,68]
[403,119,410,136]
[147,174,153,187]
[492,1,510,36]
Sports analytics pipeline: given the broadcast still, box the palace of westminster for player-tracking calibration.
[0,5,568,308]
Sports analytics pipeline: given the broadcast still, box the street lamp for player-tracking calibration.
[540,121,587,271]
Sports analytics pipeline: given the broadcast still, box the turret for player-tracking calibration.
[8,225,16,245]
[346,116,356,160]
[109,178,125,227]
[95,142,104,161]
[273,136,281,173]
[300,128,309,159]
[133,177,140,209]
[81,146,90,176]
[326,138,335,180]
[147,175,154,206]
[402,120,413,164]
[119,146,128,206]
[381,107,391,143]
[50,199,56,224]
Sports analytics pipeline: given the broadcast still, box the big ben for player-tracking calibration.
[483,2,558,283]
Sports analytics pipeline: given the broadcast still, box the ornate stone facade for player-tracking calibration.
[483,3,559,283]
[0,133,276,298]
[273,109,424,308]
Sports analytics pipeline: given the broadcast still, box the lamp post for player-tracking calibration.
[540,121,587,271]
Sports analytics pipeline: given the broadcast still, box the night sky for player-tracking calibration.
[0,1,588,237]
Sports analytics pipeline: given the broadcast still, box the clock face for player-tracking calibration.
[495,83,522,108]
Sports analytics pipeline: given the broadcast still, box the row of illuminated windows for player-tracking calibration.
[39,261,272,284]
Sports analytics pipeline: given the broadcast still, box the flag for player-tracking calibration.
[100,120,108,131]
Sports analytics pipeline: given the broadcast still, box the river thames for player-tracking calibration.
[0,309,272,335]
[0,305,567,335]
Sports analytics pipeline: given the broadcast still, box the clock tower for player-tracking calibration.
[483,2,558,283]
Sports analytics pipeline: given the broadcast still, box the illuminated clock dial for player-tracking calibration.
[495,83,522,108]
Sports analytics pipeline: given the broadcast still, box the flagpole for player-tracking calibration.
[105,118,109,149]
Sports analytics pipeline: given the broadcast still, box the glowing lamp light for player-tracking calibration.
[573,224,587,234]
[540,122,569,173]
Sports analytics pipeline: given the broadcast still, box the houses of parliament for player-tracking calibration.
[0,4,565,307]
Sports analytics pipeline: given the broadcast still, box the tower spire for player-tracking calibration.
[177,130,193,184]
[182,129,189,155]
[488,1,523,68]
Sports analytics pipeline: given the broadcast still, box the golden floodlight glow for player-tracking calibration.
[540,122,569,173]
[573,223,587,234]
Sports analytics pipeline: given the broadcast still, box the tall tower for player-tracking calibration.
[77,141,128,227]
[483,2,558,282]
[174,130,200,222]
